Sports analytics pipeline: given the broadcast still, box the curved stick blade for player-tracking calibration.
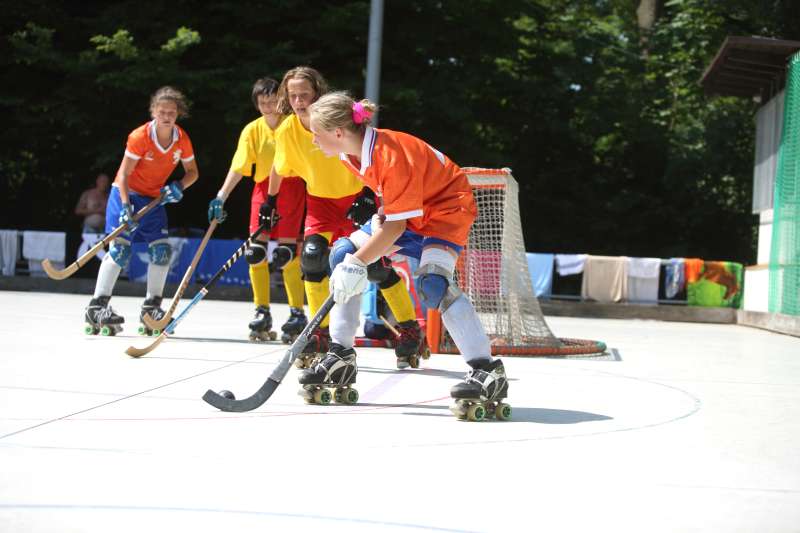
[142,312,168,331]
[125,332,167,358]
[42,259,77,281]
[202,380,280,412]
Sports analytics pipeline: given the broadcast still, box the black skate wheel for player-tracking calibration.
[269,331,278,341]
[219,390,235,400]
[495,402,512,421]
[467,403,486,422]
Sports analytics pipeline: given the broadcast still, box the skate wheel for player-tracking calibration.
[467,403,486,421]
[396,358,410,370]
[269,331,278,341]
[100,325,113,336]
[495,402,512,421]
[313,388,332,405]
[84,324,97,335]
[137,326,146,335]
[421,346,431,360]
[334,387,359,404]
[409,355,420,369]
[152,329,161,336]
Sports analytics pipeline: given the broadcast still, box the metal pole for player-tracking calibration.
[365,0,384,127]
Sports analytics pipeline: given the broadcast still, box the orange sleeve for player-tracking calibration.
[125,129,147,160]
[377,149,424,221]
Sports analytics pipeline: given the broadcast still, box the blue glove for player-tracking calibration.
[208,196,227,223]
[160,181,184,205]
[119,203,138,231]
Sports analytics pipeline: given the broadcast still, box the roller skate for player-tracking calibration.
[84,296,124,336]
[293,326,330,369]
[248,305,278,341]
[139,296,166,336]
[281,307,308,344]
[450,358,511,422]
[394,320,430,369]
[298,343,359,405]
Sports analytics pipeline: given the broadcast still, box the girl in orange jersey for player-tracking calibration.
[265,67,424,369]
[305,92,510,418]
[208,77,308,342]
[84,86,199,336]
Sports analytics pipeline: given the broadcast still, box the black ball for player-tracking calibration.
[219,390,235,400]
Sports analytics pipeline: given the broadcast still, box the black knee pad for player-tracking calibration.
[368,256,401,289]
[272,244,294,270]
[245,242,268,265]
[300,234,330,282]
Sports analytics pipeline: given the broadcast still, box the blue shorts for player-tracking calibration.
[358,220,463,260]
[106,186,168,244]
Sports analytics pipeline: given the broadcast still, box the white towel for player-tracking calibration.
[580,255,628,303]
[0,229,19,276]
[628,257,661,278]
[22,231,66,262]
[555,254,588,276]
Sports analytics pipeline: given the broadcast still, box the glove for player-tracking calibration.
[258,194,279,230]
[160,181,184,205]
[330,253,368,304]
[118,203,138,231]
[208,196,227,223]
[347,188,377,227]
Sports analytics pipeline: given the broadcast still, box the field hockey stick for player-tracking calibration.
[202,295,335,412]
[42,195,163,280]
[142,219,219,331]
[125,222,268,357]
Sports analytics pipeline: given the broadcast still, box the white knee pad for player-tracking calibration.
[329,296,362,349]
[440,293,492,364]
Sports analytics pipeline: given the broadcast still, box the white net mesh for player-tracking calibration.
[438,168,605,356]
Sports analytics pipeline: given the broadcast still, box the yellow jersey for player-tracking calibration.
[229,116,283,183]
[273,114,362,199]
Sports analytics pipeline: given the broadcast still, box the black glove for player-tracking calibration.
[258,194,279,230]
[347,188,377,227]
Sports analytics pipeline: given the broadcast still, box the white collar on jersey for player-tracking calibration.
[340,125,376,175]
[148,119,179,154]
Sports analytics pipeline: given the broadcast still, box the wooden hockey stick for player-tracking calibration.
[125,223,267,357]
[42,196,163,280]
[202,295,335,412]
[142,219,218,331]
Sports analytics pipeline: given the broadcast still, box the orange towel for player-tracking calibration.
[684,258,704,283]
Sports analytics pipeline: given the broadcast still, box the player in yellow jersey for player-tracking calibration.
[208,78,307,342]
[265,66,423,368]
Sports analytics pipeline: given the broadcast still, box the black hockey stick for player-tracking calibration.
[125,222,268,357]
[202,295,335,412]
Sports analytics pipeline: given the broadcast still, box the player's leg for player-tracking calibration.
[138,203,171,335]
[297,232,332,366]
[416,245,509,417]
[85,187,127,334]
[272,177,307,343]
[246,181,276,341]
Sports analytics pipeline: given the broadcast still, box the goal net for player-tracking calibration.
[429,167,606,356]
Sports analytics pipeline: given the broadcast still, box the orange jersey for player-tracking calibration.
[119,120,195,197]
[340,127,477,245]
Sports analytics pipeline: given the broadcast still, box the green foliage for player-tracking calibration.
[0,0,797,264]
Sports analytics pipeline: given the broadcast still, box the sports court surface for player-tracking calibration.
[1,290,798,532]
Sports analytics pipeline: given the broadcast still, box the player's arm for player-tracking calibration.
[266,165,283,196]
[74,191,90,216]
[115,155,138,205]
[178,158,199,191]
[216,169,244,200]
[353,217,406,265]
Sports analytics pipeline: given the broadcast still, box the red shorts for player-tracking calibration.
[304,193,358,242]
[250,177,306,240]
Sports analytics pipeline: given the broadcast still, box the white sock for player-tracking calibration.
[146,263,169,300]
[441,294,492,366]
[329,296,362,349]
[93,254,122,298]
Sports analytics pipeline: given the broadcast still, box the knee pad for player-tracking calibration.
[368,257,401,289]
[329,237,357,270]
[148,240,172,266]
[109,241,131,268]
[245,242,268,265]
[272,244,294,269]
[301,234,330,282]
[416,264,461,311]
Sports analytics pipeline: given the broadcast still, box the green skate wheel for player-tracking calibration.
[467,403,486,421]
[314,388,332,405]
[495,402,512,421]
[138,325,146,335]
[100,325,113,336]
[152,329,161,336]
[344,388,359,404]
[84,324,96,335]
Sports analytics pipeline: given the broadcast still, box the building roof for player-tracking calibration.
[700,36,800,100]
